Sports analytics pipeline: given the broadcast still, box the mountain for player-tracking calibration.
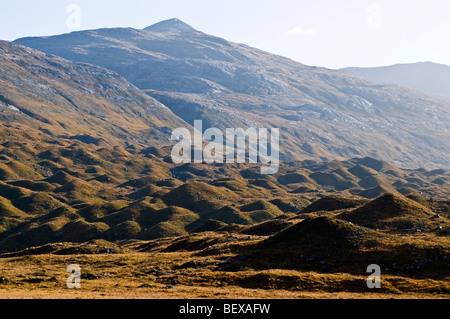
[0,40,186,147]
[14,19,450,170]
[342,62,450,103]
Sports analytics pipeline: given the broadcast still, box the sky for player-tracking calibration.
[1,0,450,69]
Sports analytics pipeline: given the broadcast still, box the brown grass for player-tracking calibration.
[0,250,448,299]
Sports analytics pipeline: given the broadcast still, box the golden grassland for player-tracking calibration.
[0,251,448,299]
[0,228,448,299]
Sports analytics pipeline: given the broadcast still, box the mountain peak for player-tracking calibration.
[143,18,197,33]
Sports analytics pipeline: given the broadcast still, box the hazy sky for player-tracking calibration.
[1,0,449,69]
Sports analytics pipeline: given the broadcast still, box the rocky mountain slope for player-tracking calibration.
[0,40,186,147]
[14,18,450,169]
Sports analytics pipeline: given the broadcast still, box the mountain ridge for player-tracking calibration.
[342,61,450,103]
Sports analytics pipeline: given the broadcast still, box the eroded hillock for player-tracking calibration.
[161,181,240,213]
[337,193,445,232]
[299,196,367,214]
[226,216,450,278]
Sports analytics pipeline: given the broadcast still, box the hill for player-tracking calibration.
[227,216,450,278]
[337,193,447,232]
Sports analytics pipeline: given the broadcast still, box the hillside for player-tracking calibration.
[337,193,439,232]
[0,40,186,147]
